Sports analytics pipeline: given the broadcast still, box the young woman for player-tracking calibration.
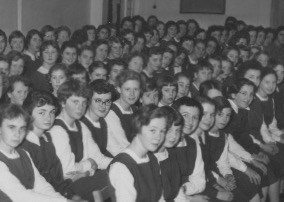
[109,104,169,202]
[24,29,42,62]
[2,75,31,106]
[154,106,184,201]
[49,79,113,201]
[81,79,113,157]
[60,41,77,67]
[78,46,94,71]
[93,40,109,62]
[105,70,141,156]
[156,75,177,107]
[88,61,108,82]
[49,63,68,97]
[0,104,72,202]
[26,40,59,92]
[6,50,25,76]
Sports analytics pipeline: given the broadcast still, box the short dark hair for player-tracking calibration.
[9,30,25,45]
[88,79,113,96]
[172,97,203,120]
[25,29,42,49]
[0,104,30,127]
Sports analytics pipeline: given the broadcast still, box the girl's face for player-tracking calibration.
[214,108,232,130]
[249,30,257,45]
[42,45,58,65]
[89,92,112,118]
[151,30,159,46]
[0,35,6,54]
[221,60,232,76]
[174,53,186,67]
[162,52,173,68]
[98,28,109,40]
[244,69,261,87]
[274,64,284,84]
[90,67,107,81]
[62,47,77,66]
[227,49,239,65]
[0,117,27,151]
[188,23,197,36]
[140,89,159,106]
[256,31,265,45]
[29,34,42,52]
[32,104,56,131]
[139,117,167,152]
[209,59,221,78]
[128,56,144,73]
[258,74,277,96]
[50,69,67,92]
[164,124,182,148]
[177,76,190,98]
[161,85,177,105]
[8,82,29,105]
[125,33,135,46]
[240,50,250,62]
[194,42,206,59]
[196,32,206,40]
[167,25,177,38]
[87,29,96,42]
[109,65,124,82]
[10,37,24,52]
[179,105,200,135]
[63,95,87,121]
[195,68,212,84]
[110,43,122,58]
[9,59,24,76]
[95,44,108,62]
[57,31,69,46]
[206,41,217,56]
[119,80,141,106]
[233,85,254,109]
[132,38,145,53]
[182,40,194,54]
[78,49,94,69]
[220,30,228,44]
[157,24,165,38]
[0,61,9,76]
[43,31,55,41]
[199,103,215,132]
[256,54,269,68]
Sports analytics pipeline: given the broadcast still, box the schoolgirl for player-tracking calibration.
[26,40,59,92]
[109,105,168,202]
[6,50,25,76]
[154,106,184,201]
[23,29,42,63]
[60,41,78,67]
[209,96,263,202]
[8,30,25,53]
[48,79,113,201]
[49,63,68,97]
[126,52,144,73]
[0,104,71,202]
[171,97,208,201]
[78,45,94,70]
[21,90,102,201]
[105,70,141,156]
[93,39,109,63]
[88,61,108,81]
[174,72,191,100]
[156,75,177,107]
[139,79,159,107]
[81,79,113,157]
[55,26,71,48]
[81,25,96,46]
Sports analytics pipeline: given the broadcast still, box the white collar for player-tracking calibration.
[113,102,133,114]
[84,114,100,128]
[256,93,269,101]
[154,149,169,161]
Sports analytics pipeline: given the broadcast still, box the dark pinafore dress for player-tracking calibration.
[110,152,162,202]
[20,132,74,198]
[53,119,113,202]
[159,150,182,202]
[110,103,135,142]
[207,132,255,202]
[81,116,113,157]
[0,149,34,202]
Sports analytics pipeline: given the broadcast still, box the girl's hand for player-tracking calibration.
[251,159,267,174]
[254,152,270,164]
[66,171,88,182]
[189,195,210,202]
[245,167,261,185]
[216,191,234,201]
[217,177,231,191]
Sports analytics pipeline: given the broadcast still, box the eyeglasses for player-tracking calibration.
[94,99,112,106]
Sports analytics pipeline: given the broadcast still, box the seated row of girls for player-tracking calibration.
[200,77,282,201]
[20,79,115,201]
[0,104,82,202]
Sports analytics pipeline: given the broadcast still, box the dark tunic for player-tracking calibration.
[159,150,181,202]
[81,116,113,157]
[110,103,135,142]
[0,149,34,202]
[20,133,74,198]
[26,69,52,93]
[110,152,162,202]
[54,119,84,162]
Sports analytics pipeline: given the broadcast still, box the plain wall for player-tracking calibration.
[22,0,91,34]
[134,0,272,28]
[0,0,18,36]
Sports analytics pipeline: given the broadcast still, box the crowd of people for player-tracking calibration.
[0,13,283,202]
